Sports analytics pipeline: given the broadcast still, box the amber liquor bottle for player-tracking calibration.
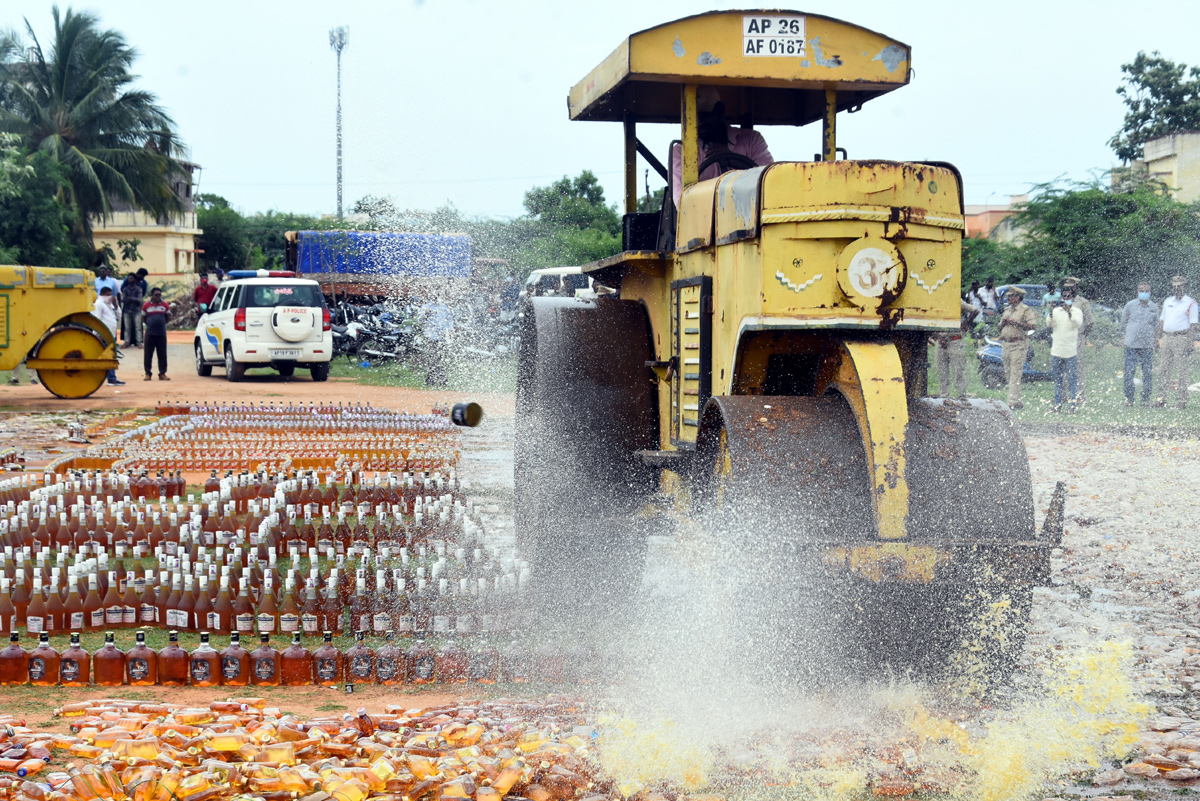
[60,633,90,686]
[158,630,189,687]
[408,634,435,685]
[469,635,500,684]
[190,632,220,687]
[345,630,375,684]
[93,632,125,687]
[280,633,312,686]
[125,631,157,686]
[0,632,28,685]
[220,632,250,686]
[28,632,59,687]
[251,633,279,686]
[436,632,468,684]
[375,630,405,686]
[313,631,342,686]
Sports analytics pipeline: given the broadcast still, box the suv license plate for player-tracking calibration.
[271,349,301,359]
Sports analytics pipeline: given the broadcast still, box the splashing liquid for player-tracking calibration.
[597,640,1147,801]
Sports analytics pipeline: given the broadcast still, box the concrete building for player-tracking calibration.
[1121,132,1200,202]
[963,194,1027,242]
[92,162,203,293]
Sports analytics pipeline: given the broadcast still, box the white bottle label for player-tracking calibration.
[208,611,220,631]
[27,615,44,633]
[105,607,123,625]
[280,613,299,633]
[302,613,319,633]
[70,611,84,629]
[140,604,156,623]
[257,613,275,633]
[433,615,450,633]
[236,612,254,633]
[372,612,390,633]
[122,606,136,625]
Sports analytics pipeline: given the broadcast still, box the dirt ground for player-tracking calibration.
[0,333,514,415]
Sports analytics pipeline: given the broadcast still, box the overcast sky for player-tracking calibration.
[6,1,1198,220]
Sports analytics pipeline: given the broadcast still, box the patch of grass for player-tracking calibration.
[315,701,344,712]
[932,341,1200,431]
[330,353,516,394]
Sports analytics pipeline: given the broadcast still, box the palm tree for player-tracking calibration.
[0,6,185,248]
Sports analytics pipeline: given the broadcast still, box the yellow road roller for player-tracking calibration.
[516,10,1059,681]
[0,265,118,399]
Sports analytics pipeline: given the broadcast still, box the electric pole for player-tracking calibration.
[330,26,349,220]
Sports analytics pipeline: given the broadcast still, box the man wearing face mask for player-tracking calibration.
[1122,283,1157,406]
[1154,275,1198,409]
[1048,283,1085,412]
[671,86,774,206]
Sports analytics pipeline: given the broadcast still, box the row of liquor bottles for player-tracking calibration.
[2,467,467,517]
[0,572,530,637]
[0,630,583,686]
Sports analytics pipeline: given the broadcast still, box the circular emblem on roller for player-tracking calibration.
[836,237,907,308]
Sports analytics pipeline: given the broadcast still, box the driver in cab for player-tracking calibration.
[671,86,773,205]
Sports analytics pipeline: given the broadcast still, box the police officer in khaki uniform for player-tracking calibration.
[932,299,980,399]
[999,286,1039,409]
[1060,276,1094,402]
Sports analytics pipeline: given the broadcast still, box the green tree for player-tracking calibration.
[195,194,249,272]
[523,170,620,235]
[0,137,82,268]
[961,237,1021,288]
[1109,51,1200,162]
[0,6,185,248]
[1016,179,1200,302]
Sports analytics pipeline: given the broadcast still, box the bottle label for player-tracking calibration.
[302,613,319,633]
[469,653,496,681]
[26,616,44,634]
[372,613,390,633]
[376,658,398,681]
[316,657,338,681]
[208,612,220,631]
[480,614,497,632]
[456,616,474,634]
[191,659,212,682]
[433,615,450,633]
[6,614,13,631]
[357,614,371,633]
[122,606,136,625]
[221,656,242,680]
[70,611,84,629]
[61,659,80,682]
[45,614,54,633]
[257,614,275,634]
[164,541,178,556]
[89,608,105,628]
[236,613,255,633]
[350,655,374,678]
[413,655,434,680]
[140,604,156,623]
[106,606,124,625]
[254,657,276,680]
[28,657,46,681]
[166,609,187,628]
[395,614,414,633]
[128,658,150,681]
[279,614,299,633]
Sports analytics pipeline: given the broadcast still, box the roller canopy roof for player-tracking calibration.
[568,10,910,126]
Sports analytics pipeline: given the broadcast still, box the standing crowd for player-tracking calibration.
[952,275,1197,413]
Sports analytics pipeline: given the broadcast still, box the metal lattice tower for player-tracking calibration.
[329,26,349,220]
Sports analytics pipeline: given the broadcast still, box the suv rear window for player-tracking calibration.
[241,284,324,308]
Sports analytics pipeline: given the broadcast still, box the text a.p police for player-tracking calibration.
[743,14,805,58]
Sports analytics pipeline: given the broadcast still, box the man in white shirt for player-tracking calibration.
[979,277,999,312]
[1155,274,1198,409]
[1048,284,1085,413]
[92,286,124,387]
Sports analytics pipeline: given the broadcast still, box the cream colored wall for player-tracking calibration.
[93,230,201,275]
